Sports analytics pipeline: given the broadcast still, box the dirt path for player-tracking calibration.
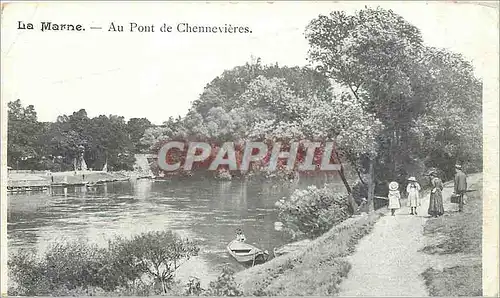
[337,174,481,297]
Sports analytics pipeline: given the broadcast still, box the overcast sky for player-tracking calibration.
[1,1,498,124]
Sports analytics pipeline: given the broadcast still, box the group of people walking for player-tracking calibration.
[386,164,468,217]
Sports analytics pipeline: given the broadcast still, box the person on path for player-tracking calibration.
[406,177,421,215]
[454,164,467,212]
[428,170,445,217]
[388,181,401,216]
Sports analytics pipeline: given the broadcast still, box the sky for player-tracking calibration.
[1,1,498,125]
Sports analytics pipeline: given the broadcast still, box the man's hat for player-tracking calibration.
[408,177,417,182]
[455,164,462,169]
[389,181,399,191]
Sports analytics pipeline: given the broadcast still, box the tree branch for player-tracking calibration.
[348,84,360,101]
[354,82,362,93]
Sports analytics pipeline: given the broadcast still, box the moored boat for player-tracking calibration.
[226,240,269,266]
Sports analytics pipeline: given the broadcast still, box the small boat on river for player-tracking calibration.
[226,240,269,266]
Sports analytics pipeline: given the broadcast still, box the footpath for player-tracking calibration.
[337,174,482,296]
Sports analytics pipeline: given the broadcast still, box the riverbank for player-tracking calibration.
[234,174,483,296]
[7,170,131,191]
[420,174,482,296]
[235,210,385,295]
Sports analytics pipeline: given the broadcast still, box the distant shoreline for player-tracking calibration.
[6,170,140,192]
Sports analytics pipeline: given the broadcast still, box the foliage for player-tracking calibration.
[8,241,109,296]
[184,277,204,296]
[8,230,199,296]
[7,99,43,168]
[7,100,153,171]
[215,168,233,180]
[142,62,379,197]
[421,265,482,297]
[276,185,351,239]
[204,266,244,296]
[108,230,199,293]
[127,117,153,153]
[8,249,50,296]
[305,6,482,187]
[181,266,244,296]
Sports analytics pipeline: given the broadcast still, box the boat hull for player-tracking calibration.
[226,240,269,265]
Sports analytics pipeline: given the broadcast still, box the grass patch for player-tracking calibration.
[421,177,482,255]
[420,174,482,296]
[236,211,384,296]
[422,265,482,296]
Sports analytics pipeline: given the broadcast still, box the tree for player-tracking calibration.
[204,266,243,296]
[7,100,43,168]
[127,118,152,153]
[108,231,199,294]
[305,6,482,209]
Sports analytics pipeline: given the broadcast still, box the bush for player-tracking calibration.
[181,266,244,296]
[351,179,368,205]
[276,185,351,239]
[108,230,199,293]
[185,277,204,296]
[8,249,50,296]
[204,266,244,296]
[8,230,199,296]
[215,169,233,180]
[8,242,110,296]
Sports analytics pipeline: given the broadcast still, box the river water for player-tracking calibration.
[7,175,345,285]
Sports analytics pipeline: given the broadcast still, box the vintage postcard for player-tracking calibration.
[1,1,498,297]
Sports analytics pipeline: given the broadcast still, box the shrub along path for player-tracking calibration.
[337,173,482,296]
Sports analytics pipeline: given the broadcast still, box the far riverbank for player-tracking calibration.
[7,170,134,192]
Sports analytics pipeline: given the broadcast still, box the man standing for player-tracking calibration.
[454,164,467,212]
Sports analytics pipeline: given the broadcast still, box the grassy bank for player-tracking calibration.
[235,210,385,296]
[420,175,482,296]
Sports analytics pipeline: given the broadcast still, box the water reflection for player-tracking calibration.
[133,179,153,200]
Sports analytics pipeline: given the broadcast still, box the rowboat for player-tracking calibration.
[226,240,269,266]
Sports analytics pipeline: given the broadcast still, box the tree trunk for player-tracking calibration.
[338,164,352,194]
[367,158,375,212]
[335,154,358,214]
[162,280,168,294]
[334,150,352,194]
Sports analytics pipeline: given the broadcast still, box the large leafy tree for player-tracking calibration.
[413,47,482,179]
[7,100,42,168]
[305,6,482,209]
[7,100,151,171]
[127,118,152,153]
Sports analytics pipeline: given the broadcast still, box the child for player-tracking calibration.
[235,228,246,242]
[388,181,401,216]
[406,177,421,215]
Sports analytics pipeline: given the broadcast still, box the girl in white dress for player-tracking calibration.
[388,181,401,216]
[406,177,421,215]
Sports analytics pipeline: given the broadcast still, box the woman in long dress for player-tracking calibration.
[406,177,421,215]
[428,170,445,217]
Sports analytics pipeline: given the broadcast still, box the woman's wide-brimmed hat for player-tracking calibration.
[408,176,417,182]
[389,181,399,191]
[455,164,462,169]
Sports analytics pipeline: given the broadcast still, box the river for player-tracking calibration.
[7,175,346,285]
